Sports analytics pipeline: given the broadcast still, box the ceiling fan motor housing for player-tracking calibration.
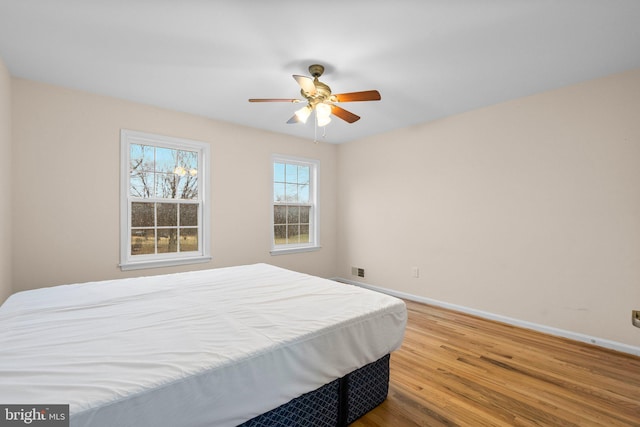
[305,80,331,105]
[308,64,325,78]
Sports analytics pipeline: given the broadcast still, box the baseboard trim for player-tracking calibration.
[333,277,640,357]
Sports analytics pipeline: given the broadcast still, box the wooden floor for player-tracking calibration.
[352,300,640,426]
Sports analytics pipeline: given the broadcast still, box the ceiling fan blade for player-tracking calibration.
[333,90,381,102]
[331,105,360,123]
[293,75,317,96]
[287,114,302,124]
[248,98,301,102]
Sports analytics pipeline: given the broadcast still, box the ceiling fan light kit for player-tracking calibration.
[249,64,381,132]
[292,105,312,124]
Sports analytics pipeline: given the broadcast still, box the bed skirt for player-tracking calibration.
[240,354,391,427]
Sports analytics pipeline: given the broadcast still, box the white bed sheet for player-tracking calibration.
[0,263,406,427]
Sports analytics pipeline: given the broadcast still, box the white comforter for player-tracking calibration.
[0,264,406,427]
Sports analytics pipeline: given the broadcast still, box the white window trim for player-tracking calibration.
[270,154,321,256]
[120,129,211,270]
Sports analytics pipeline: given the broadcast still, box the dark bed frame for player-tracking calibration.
[240,354,390,427]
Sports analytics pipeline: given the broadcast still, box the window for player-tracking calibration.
[271,155,320,254]
[120,130,211,270]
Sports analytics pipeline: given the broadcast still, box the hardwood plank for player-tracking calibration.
[352,300,640,426]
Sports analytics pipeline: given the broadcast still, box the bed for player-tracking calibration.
[0,263,407,426]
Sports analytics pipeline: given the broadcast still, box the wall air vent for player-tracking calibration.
[351,267,365,278]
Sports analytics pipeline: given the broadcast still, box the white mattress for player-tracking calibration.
[0,263,406,427]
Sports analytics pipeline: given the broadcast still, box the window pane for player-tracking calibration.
[132,202,154,227]
[130,173,154,198]
[156,147,177,173]
[300,225,310,243]
[285,163,297,182]
[298,166,310,185]
[274,206,286,225]
[274,183,285,202]
[287,206,299,224]
[286,183,298,202]
[180,228,198,252]
[157,228,178,253]
[130,144,154,172]
[131,229,155,255]
[287,224,300,243]
[274,225,286,244]
[157,203,177,226]
[274,162,285,182]
[180,204,198,226]
[179,150,198,173]
[155,173,176,198]
[298,184,310,203]
[300,206,310,223]
[177,175,198,199]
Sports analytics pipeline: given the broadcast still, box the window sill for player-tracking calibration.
[119,255,212,271]
[270,246,321,256]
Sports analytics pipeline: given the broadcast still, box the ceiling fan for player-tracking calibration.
[248,64,381,127]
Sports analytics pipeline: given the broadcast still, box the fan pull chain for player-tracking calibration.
[314,114,318,143]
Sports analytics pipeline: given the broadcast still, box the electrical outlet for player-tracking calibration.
[633,310,640,328]
[412,267,420,278]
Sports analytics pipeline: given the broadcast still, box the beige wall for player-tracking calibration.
[11,79,338,291]
[0,58,11,303]
[337,69,640,348]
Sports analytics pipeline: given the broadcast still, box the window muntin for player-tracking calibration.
[121,130,210,270]
[271,155,319,254]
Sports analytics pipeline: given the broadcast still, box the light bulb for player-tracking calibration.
[317,114,332,127]
[315,103,332,127]
[294,106,312,123]
[316,103,331,118]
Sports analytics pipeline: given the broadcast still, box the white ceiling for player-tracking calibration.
[1,1,639,144]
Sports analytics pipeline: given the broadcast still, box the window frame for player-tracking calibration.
[120,129,211,270]
[270,154,320,255]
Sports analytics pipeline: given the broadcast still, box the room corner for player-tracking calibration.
[0,55,12,304]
